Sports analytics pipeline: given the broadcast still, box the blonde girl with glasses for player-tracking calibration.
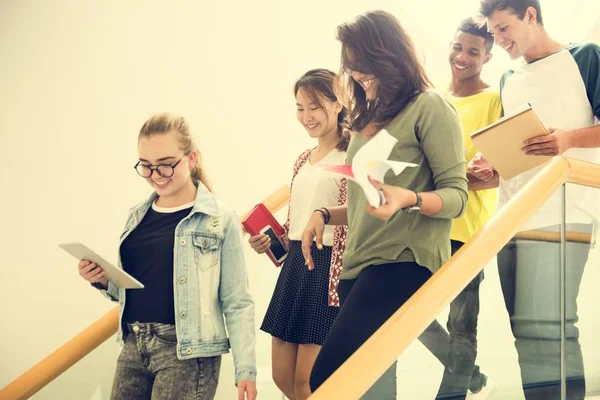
[77,113,257,400]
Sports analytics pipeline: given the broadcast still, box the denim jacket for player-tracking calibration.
[97,182,256,383]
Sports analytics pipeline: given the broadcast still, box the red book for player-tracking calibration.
[242,203,288,267]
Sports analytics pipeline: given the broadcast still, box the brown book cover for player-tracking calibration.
[470,103,551,180]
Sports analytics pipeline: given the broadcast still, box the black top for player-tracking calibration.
[121,203,193,324]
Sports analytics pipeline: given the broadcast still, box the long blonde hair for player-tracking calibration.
[138,113,213,193]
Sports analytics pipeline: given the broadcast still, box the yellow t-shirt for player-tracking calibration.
[444,88,502,244]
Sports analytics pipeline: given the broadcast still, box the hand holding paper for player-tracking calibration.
[366,177,419,221]
[318,129,418,207]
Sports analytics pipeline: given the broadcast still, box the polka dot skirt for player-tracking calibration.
[260,241,339,345]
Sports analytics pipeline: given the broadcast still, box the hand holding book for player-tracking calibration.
[470,103,551,179]
[522,127,570,156]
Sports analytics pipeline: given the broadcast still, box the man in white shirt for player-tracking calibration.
[474,1,600,399]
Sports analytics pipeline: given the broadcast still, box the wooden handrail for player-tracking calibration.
[513,157,600,244]
[0,184,290,400]
[514,230,592,244]
[239,184,289,223]
[309,156,576,399]
[567,158,600,188]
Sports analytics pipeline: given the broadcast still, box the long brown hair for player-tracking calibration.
[337,11,431,134]
[293,69,350,151]
[138,113,213,193]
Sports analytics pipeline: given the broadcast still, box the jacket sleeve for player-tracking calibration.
[219,211,257,383]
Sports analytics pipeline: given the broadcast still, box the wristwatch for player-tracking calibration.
[402,192,422,213]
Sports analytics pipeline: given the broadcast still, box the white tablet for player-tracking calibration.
[59,242,144,289]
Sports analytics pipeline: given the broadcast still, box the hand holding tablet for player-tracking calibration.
[59,242,144,289]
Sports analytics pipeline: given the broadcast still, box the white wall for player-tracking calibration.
[0,1,598,399]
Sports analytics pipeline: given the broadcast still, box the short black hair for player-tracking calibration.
[479,0,543,25]
[456,17,494,53]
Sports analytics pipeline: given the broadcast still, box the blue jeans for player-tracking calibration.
[419,240,483,400]
[497,224,592,400]
[111,323,221,400]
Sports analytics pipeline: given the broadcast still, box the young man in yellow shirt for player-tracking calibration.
[419,17,501,400]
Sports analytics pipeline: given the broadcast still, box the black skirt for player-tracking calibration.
[260,240,339,345]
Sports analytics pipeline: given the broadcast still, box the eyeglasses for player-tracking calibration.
[134,159,182,178]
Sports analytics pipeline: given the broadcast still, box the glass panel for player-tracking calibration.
[483,183,564,399]
[565,182,600,399]
[35,341,117,399]
[394,184,565,399]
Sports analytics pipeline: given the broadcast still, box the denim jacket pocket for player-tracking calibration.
[193,235,221,271]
